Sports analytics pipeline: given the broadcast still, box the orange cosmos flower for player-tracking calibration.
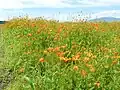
[80,70,87,77]
[59,57,70,62]
[39,58,45,62]
[60,45,67,49]
[31,23,35,27]
[86,52,93,57]
[90,67,96,72]
[56,51,64,57]
[102,29,105,32]
[27,33,32,37]
[95,81,100,88]
[53,47,60,52]
[82,47,86,51]
[64,59,69,63]
[72,54,80,61]
[111,56,120,59]
[63,58,71,63]
[114,52,119,56]
[83,57,90,63]
[47,47,54,52]
[37,29,41,34]
[19,68,24,73]
[57,28,62,33]
[72,52,81,60]
[111,60,118,65]
[85,64,96,72]
[85,64,93,68]
[73,66,79,71]
[91,55,97,59]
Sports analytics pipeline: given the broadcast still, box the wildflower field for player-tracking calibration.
[0,17,120,90]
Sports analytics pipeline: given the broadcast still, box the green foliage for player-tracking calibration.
[1,18,120,90]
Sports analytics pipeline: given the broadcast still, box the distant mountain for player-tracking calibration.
[90,17,120,22]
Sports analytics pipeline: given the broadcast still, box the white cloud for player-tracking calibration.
[0,0,72,9]
[90,10,120,19]
[75,0,120,7]
[0,0,23,9]
[76,0,109,7]
[97,0,120,5]
[0,0,120,9]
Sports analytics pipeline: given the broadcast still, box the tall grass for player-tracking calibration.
[1,17,120,90]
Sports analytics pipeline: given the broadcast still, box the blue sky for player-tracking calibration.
[0,0,120,21]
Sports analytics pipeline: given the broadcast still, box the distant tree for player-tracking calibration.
[0,21,6,24]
